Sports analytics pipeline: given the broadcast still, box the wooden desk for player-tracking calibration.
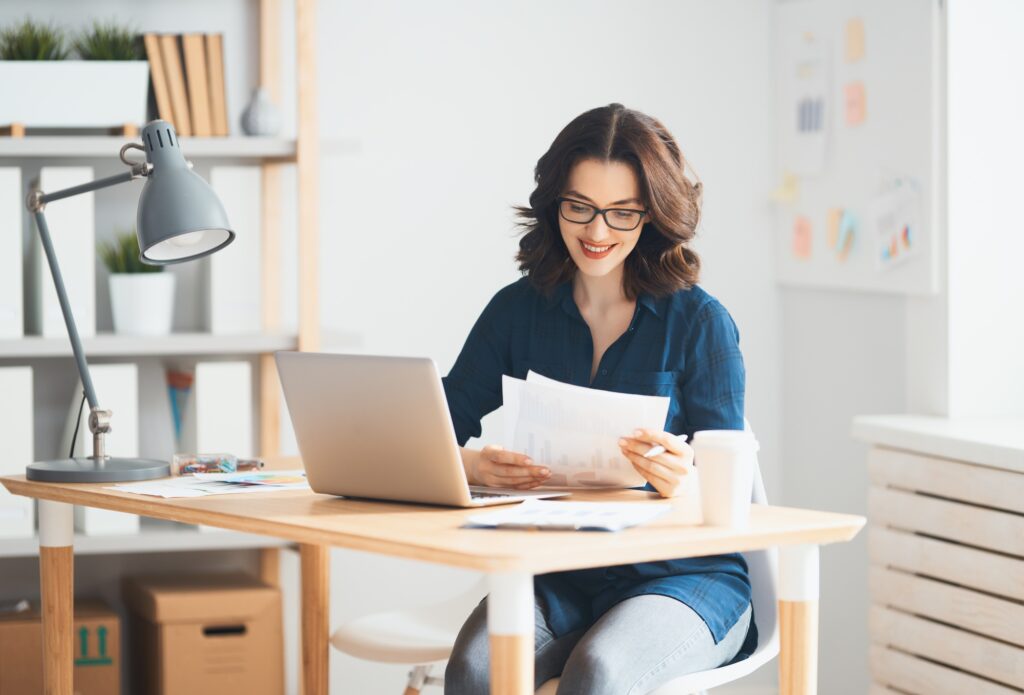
[1,476,864,695]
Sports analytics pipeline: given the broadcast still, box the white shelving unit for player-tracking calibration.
[0,0,326,596]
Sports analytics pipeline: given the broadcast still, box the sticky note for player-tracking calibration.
[771,172,800,203]
[837,211,856,260]
[845,18,865,62]
[792,216,812,259]
[845,81,866,125]
[826,208,842,248]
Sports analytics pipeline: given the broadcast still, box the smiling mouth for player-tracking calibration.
[579,239,616,258]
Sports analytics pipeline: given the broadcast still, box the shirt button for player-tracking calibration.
[600,369,608,376]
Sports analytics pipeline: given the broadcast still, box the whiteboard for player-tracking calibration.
[774,0,942,295]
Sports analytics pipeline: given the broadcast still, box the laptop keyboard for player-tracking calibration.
[470,490,515,499]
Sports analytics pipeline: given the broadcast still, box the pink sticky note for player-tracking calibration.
[792,216,813,259]
[845,82,866,125]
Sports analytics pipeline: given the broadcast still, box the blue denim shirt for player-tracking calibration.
[442,276,757,663]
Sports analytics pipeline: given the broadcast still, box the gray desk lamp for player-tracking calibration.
[25,120,234,483]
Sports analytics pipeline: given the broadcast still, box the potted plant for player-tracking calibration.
[0,18,149,129]
[99,230,175,336]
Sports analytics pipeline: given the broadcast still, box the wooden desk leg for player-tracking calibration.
[39,500,75,695]
[300,543,329,695]
[779,544,820,695]
[487,572,534,695]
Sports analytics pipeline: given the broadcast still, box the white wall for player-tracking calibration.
[316,1,780,692]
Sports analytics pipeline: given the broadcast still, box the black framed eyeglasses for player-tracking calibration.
[556,197,647,232]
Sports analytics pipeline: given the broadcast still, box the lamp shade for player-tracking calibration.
[136,120,234,264]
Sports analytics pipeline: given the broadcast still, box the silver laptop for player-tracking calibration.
[275,351,568,507]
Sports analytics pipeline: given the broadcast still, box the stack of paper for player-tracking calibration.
[110,470,308,499]
[465,499,672,532]
[502,372,670,488]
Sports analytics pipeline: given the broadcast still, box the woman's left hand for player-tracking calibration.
[618,429,695,498]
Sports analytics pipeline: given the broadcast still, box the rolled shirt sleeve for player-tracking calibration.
[678,300,746,440]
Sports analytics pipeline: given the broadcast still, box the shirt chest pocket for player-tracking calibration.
[611,369,679,397]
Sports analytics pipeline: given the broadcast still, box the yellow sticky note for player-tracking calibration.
[792,216,813,260]
[771,172,800,203]
[845,81,866,125]
[845,18,865,62]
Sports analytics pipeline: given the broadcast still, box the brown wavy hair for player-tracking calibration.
[515,103,703,299]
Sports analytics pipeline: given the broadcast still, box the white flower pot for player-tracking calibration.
[0,61,150,128]
[109,273,175,336]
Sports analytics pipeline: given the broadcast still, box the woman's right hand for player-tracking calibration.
[465,445,551,489]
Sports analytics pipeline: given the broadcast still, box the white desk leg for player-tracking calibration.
[487,572,534,695]
[779,544,820,695]
[39,500,74,695]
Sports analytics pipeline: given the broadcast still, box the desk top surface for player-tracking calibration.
[2,476,864,572]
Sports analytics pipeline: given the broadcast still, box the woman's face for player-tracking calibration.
[558,158,646,280]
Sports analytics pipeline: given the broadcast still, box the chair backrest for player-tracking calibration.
[741,418,779,649]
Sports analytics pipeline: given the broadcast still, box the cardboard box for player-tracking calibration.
[123,572,283,695]
[0,599,120,695]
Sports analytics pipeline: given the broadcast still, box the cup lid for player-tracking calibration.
[691,429,759,451]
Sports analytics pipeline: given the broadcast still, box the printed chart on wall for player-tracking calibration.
[773,0,940,295]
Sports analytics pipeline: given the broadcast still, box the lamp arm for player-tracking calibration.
[26,166,148,458]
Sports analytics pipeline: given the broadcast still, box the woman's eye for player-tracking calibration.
[612,210,635,219]
[570,204,590,213]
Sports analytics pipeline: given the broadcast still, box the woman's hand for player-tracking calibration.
[463,445,551,489]
[618,429,694,498]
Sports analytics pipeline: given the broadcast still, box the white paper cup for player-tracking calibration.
[692,430,759,528]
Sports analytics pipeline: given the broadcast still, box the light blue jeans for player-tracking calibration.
[445,594,753,695]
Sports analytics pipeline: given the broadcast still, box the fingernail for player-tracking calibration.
[540,468,550,476]
[524,458,533,465]
[617,438,627,447]
[633,429,643,437]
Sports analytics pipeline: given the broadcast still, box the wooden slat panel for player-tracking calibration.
[869,605,1024,689]
[869,566,1024,647]
[870,645,1021,695]
[869,447,1024,512]
[869,486,1024,556]
[869,527,1024,602]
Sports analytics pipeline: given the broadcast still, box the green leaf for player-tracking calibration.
[98,230,162,274]
[73,20,142,61]
[0,18,69,60]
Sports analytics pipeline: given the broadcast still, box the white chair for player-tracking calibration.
[330,422,778,695]
[535,447,780,694]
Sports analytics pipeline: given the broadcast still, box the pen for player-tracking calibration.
[641,434,687,459]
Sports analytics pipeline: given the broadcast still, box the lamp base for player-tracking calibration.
[26,456,170,483]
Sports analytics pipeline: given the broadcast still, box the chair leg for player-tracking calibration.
[404,664,431,694]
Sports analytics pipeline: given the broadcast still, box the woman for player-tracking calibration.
[442,103,756,694]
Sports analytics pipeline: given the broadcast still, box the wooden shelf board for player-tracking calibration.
[0,332,299,359]
[0,136,296,159]
[0,521,290,558]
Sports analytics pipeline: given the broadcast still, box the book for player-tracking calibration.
[142,33,174,124]
[181,34,212,137]
[205,33,229,136]
[159,34,192,137]
[62,364,141,536]
[180,361,254,458]
[0,367,34,538]
[0,168,22,339]
[208,166,262,333]
[29,167,95,338]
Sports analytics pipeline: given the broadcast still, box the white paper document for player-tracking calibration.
[502,371,670,488]
[465,498,671,532]
[109,470,309,498]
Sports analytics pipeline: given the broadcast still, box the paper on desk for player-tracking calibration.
[109,470,308,498]
[464,498,672,532]
[501,372,670,488]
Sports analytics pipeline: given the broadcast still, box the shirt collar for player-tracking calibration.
[546,281,665,320]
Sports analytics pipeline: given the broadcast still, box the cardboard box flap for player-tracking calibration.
[123,572,279,624]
